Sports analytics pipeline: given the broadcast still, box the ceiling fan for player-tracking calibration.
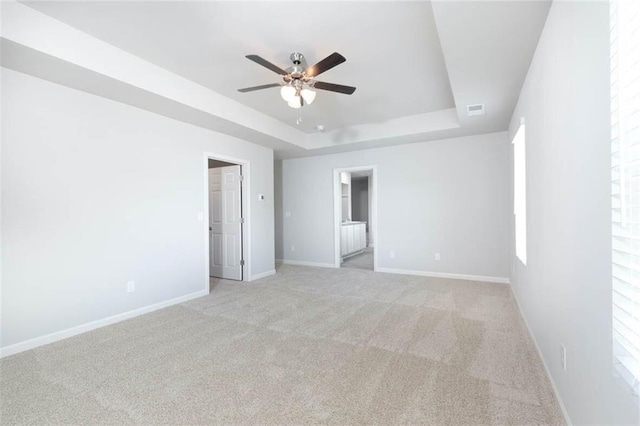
[237,52,356,109]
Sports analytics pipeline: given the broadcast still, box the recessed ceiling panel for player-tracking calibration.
[24,1,455,133]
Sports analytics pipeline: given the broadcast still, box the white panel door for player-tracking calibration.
[209,165,242,280]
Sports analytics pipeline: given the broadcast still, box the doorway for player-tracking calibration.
[333,166,378,271]
[206,155,250,282]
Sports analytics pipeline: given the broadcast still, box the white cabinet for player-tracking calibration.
[341,222,366,260]
[341,227,348,256]
[347,225,354,254]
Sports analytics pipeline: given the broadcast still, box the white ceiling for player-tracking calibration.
[23,1,455,134]
[6,1,552,158]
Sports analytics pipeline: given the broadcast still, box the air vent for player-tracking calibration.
[467,104,485,116]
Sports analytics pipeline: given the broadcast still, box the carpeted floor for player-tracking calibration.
[342,247,374,271]
[0,265,564,425]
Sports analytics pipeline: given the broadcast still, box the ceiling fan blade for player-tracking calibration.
[304,52,346,78]
[313,81,356,95]
[237,83,281,93]
[245,55,288,75]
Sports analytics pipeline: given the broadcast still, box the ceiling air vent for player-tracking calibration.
[467,104,485,116]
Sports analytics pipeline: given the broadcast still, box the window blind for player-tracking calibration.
[611,0,640,394]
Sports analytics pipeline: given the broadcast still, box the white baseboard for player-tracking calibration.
[376,267,510,284]
[0,289,209,359]
[277,259,337,269]
[510,284,572,426]
[249,269,276,281]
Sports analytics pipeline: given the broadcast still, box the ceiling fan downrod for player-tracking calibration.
[290,52,305,66]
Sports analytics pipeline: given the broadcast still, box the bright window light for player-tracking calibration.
[611,0,640,395]
[513,121,527,265]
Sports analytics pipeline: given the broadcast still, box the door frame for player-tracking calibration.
[333,165,378,271]
[203,152,251,289]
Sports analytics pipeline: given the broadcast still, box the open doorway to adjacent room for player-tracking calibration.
[206,156,248,282]
[333,166,377,271]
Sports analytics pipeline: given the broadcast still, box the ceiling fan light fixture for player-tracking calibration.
[280,84,296,102]
[300,88,316,105]
[287,96,302,109]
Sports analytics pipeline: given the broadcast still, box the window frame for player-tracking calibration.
[513,119,527,266]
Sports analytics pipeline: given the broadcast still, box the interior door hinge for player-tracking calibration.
[239,175,244,182]
[240,218,245,224]
[240,259,245,266]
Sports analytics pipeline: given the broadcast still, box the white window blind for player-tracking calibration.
[611,0,640,394]
[513,122,527,265]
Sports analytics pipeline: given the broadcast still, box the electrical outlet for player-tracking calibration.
[560,344,567,371]
[285,211,291,218]
[127,281,135,293]
[435,252,441,261]
[291,245,295,252]
[389,250,395,259]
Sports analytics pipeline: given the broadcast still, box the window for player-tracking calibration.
[513,120,527,265]
[611,0,640,394]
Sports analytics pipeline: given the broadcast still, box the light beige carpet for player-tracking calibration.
[1,265,565,425]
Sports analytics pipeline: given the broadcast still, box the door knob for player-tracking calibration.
[209,226,212,231]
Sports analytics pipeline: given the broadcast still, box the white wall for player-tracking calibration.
[277,132,510,280]
[508,1,639,424]
[1,69,275,351]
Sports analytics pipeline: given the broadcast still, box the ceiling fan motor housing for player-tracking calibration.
[285,53,308,83]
